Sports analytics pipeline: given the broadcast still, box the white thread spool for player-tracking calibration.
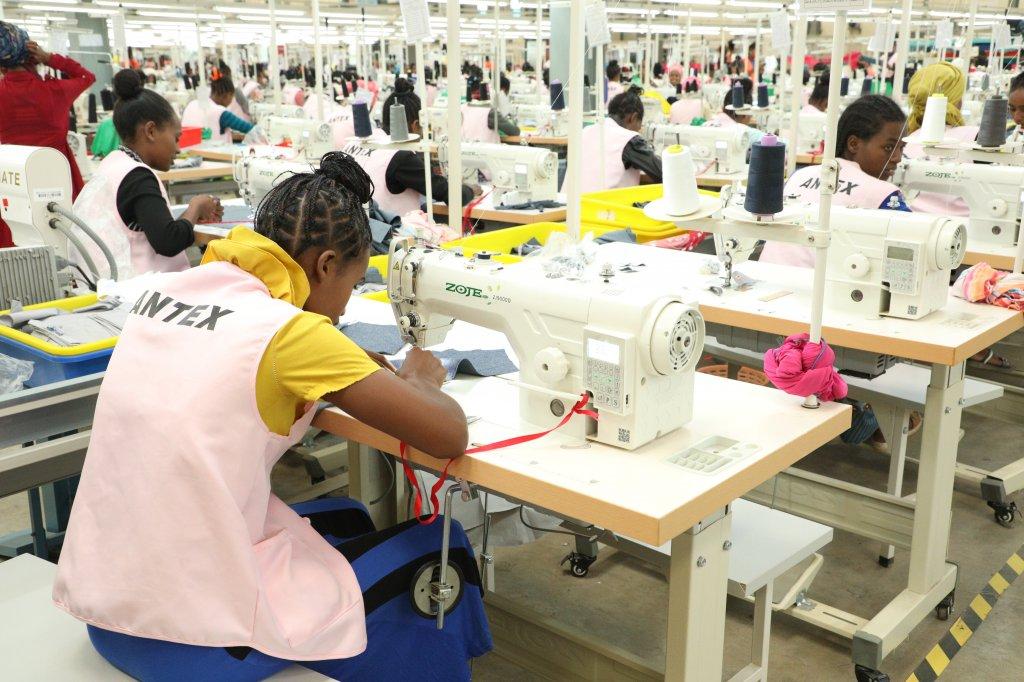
[920,93,948,144]
[662,145,701,216]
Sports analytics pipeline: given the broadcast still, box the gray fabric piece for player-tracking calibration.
[26,307,129,346]
[594,228,637,244]
[338,323,406,355]
[393,348,518,380]
[362,267,384,285]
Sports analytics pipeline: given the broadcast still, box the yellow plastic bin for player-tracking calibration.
[0,294,117,387]
[581,185,718,242]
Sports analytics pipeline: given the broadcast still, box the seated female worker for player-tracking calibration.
[53,152,492,682]
[343,79,477,215]
[759,94,926,450]
[706,77,757,128]
[804,73,829,113]
[1007,72,1024,133]
[72,69,222,281]
[181,74,257,144]
[579,87,663,193]
[903,61,979,159]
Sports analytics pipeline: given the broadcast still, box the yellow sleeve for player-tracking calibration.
[256,312,381,435]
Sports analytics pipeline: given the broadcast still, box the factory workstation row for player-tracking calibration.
[6,0,1024,680]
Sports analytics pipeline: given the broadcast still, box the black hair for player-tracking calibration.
[254,151,373,263]
[721,77,753,119]
[381,78,421,135]
[1011,72,1024,93]
[500,73,510,93]
[111,69,176,141]
[608,87,644,125]
[424,65,434,83]
[606,60,621,81]
[836,94,906,158]
[809,73,829,105]
[210,75,236,99]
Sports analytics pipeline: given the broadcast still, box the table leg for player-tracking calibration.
[665,507,732,681]
[345,441,397,529]
[879,407,911,567]
[853,362,963,670]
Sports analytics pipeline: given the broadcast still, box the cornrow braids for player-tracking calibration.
[836,94,906,158]
[254,152,374,263]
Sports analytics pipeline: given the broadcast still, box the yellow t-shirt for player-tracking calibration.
[202,228,381,435]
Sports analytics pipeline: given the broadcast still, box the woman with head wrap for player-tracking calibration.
[0,21,95,248]
[903,61,979,159]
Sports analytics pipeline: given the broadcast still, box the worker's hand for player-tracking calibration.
[397,347,447,389]
[471,184,483,197]
[26,42,52,67]
[364,350,397,373]
[188,194,223,223]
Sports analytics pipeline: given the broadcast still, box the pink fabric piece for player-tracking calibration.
[953,262,1024,311]
[763,333,849,402]
[651,232,707,251]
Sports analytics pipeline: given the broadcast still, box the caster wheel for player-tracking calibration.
[409,560,465,619]
[854,664,890,682]
[877,555,894,568]
[988,501,1020,528]
[560,551,597,578]
[936,592,955,622]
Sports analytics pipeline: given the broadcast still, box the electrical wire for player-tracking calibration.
[49,204,119,281]
[518,504,596,542]
[367,447,396,506]
[52,221,101,282]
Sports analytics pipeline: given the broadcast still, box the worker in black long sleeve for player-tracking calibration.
[579,87,662,192]
[342,78,478,216]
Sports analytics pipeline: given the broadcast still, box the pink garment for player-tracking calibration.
[704,111,739,128]
[669,98,703,125]
[760,158,905,268]
[607,80,624,101]
[227,96,251,124]
[182,100,232,144]
[651,231,707,251]
[763,333,849,402]
[800,103,823,115]
[953,262,1024,311]
[53,262,367,660]
[461,105,500,143]
[342,143,423,215]
[71,150,190,280]
[579,117,641,193]
[425,84,438,107]
[281,84,305,107]
[903,125,979,159]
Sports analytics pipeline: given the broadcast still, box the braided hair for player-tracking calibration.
[609,86,645,125]
[210,74,236,99]
[254,152,374,264]
[836,94,905,158]
[381,78,421,135]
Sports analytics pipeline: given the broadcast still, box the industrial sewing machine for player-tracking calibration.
[262,116,334,161]
[387,237,706,450]
[0,146,113,307]
[509,103,568,137]
[777,110,827,154]
[250,102,306,124]
[162,90,193,115]
[233,155,316,207]
[453,142,559,206]
[892,159,1024,246]
[66,132,93,181]
[646,123,756,174]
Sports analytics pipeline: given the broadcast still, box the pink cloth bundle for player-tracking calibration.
[763,333,849,402]
[650,231,708,251]
[953,263,1024,311]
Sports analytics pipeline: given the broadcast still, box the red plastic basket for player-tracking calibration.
[179,126,203,148]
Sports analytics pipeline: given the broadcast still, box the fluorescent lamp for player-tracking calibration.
[137,11,220,20]
[213,6,306,17]
[22,4,119,14]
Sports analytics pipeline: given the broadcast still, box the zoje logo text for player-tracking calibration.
[445,282,487,298]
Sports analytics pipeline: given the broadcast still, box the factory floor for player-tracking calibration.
[1,410,1021,681]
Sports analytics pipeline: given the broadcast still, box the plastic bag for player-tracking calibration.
[0,353,33,394]
[242,125,270,146]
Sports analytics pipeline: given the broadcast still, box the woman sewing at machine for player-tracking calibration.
[72,69,222,281]
[606,60,625,101]
[181,73,257,145]
[804,73,830,113]
[54,151,491,681]
[1007,72,1024,132]
[903,62,979,158]
[0,22,95,248]
[706,77,758,129]
[579,87,663,193]
[346,79,477,216]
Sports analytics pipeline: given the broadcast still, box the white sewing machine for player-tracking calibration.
[233,155,316,207]
[0,145,111,304]
[162,89,193,115]
[262,116,334,161]
[892,159,1024,246]
[387,237,705,450]
[250,102,305,125]
[455,142,558,206]
[66,131,93,181]
[641,96,667,126]
[509,103,568,137]
[778,110,827,153]
[647,124,756,174]
[826,207,966,320]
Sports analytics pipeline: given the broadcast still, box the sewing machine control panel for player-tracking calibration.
[882,239,922,295]
[585,333,627,414]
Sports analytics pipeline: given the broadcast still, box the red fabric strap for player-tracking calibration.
[398,393,598,525]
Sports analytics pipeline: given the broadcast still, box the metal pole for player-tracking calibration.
[597,42,606,203]
[961,0,979,77]
[195,20,206,87]
[536,2,544,94]
[786,12,807,177]
[644,1,653,87]
[683,11,692,75]
[720,28,726,77]
[416,40,433,221]
[754,18,762,84]
[313,0,324,122]
[565,0,585,238]
[269,0,281,108]
[894,0,912,104]
[447,0,463,230]
[493,0,500,130]
[805,12,848,409]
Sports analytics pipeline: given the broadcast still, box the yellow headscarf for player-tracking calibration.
[907,62,965,132]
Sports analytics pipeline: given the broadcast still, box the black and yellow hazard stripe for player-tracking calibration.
[907,544,1024,682]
